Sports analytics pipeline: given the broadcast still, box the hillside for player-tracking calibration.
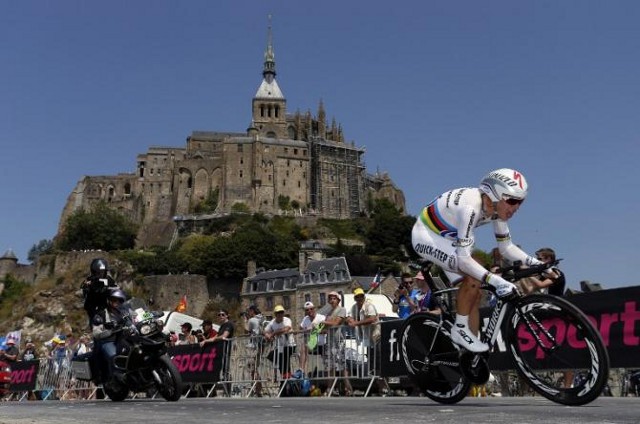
[0,252,136,343]
[0,203,414,344]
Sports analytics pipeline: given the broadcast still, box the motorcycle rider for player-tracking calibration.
[91,288,129,388]
[82,258,119,325]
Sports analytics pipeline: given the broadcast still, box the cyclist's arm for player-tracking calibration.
[454,205,494,282]
[493,220,543,267]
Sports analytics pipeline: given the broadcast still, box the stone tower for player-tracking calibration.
[0,249,18,280]
[251,21,288,140]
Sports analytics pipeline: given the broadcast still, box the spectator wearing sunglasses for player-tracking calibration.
[411,168,547,353]
[529,248,565,296]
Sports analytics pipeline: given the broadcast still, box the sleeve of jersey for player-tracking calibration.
[493,220,542,266]
[454,206,490,281]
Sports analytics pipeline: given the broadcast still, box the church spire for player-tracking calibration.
[252,14,286,138]
[263,14,276,83]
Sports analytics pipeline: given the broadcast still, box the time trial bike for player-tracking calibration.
[400,260,609,406]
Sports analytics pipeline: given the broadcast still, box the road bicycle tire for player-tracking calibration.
[400,313,471,404]
[504,294,610,405]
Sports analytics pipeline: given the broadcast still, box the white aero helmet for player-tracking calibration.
[479,168,528,202]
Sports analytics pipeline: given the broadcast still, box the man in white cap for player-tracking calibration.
[299,301,326,374]
[264,305,295,379]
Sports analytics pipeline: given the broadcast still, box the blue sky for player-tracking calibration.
[1,1,638,289]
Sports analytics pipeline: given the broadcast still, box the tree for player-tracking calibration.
[56,201,139,251]
[193,189,219,214]
[365,199,414,261]
[28,239,53,262]
[277,195,291,210]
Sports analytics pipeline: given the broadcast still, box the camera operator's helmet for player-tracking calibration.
[479,168,528,202]
[107,288,127,302]
[90,258,109,278]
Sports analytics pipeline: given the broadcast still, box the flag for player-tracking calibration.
[368,270,382,293]
[175,294,187,313]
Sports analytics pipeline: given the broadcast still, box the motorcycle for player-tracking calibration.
[71,298,183,401]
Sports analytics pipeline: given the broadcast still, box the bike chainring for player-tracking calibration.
[459,352,490,385]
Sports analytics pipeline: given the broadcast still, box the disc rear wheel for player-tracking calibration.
[400,313,470,404]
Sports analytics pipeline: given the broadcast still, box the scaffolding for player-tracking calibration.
[309,138,365,219]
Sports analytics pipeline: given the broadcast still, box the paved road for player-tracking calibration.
[1,396,637,424]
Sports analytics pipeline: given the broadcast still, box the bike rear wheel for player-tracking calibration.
[400,313,470,404]
[504,294,609,405]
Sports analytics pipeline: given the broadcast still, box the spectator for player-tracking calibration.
[319,291,352,396]
[208,309,235,393]
[533,248,566,296]
[412,271,441,314]
[197,319,219,397]
[299,301,326,374]
[244,305,264,344]
[20,339,38,362]
[347,288,387,395]
[74,335,91,357]
[393,273,417,318]
[175,323,196,345]
[199,319,218,347]
[264,305,296,380]
[213,310,235,342]
[243,305,264,396]
[346,288,381,349]
[1,336,19,362]
[193,329,205,344]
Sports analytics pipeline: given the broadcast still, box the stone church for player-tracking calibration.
[59,26,405,248]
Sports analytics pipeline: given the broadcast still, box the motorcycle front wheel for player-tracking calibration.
[154,355,183,401]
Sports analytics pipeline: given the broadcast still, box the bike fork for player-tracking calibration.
[516,306,559,355]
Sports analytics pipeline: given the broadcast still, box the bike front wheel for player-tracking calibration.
[504,294,610,405]
[400,313,471,404]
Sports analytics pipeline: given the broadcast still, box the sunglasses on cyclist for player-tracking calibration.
[504,197,524,206]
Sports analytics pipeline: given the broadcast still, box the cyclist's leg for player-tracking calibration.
[456,275,482,335]
[412,222,487,352]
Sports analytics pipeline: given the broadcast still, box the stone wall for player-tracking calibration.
[142,274,209,318]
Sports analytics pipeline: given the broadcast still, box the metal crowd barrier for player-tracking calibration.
[211,325,385,398]
[8,357,99,401]
[5,324,385,401]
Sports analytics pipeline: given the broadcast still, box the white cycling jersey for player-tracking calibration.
[412,187,541,285]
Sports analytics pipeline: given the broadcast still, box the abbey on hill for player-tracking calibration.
[59,26,405,248]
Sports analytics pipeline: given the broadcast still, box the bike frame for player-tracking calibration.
[421,262,559,356]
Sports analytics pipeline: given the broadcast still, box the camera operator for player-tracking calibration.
[81,258,118,326]
[393,273,417,319]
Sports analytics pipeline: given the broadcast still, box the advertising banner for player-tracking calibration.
[167,342,225,383]
[9,360,38,391]
[379,286,640,376]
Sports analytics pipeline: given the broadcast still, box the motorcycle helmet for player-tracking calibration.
[90,258,109,278]
[479,168,528,202]
[108,288,127,303]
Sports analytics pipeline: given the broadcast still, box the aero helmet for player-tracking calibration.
[90,258,108,278]
[479,168,528,202]
[108,288,127,302]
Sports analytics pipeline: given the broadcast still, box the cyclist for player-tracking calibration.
[411,168,547,352]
